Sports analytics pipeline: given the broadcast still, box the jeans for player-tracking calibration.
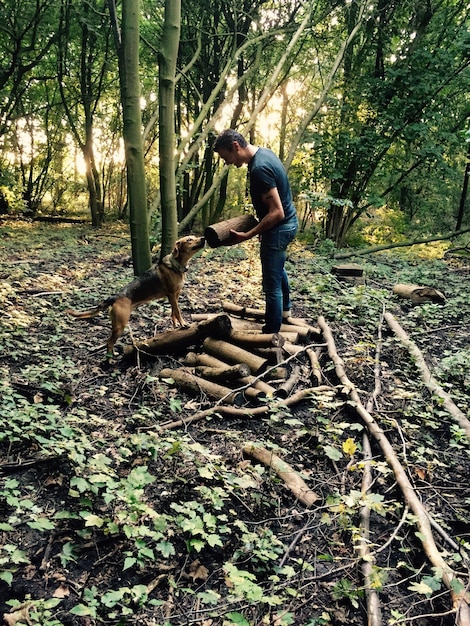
[259,214,298,333]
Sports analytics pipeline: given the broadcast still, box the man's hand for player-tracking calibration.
[229,229,252,244]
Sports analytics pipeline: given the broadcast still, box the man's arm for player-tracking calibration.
[229,187,284,243]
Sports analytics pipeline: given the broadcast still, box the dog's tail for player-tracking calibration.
[65,296,115,319]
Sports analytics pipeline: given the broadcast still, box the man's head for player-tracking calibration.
[214,129,249,167]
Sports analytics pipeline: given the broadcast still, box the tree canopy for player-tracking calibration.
[0,0,468,248]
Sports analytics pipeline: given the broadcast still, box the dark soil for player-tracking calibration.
[0,221,469,626]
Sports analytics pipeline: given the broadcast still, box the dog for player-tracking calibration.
[66,235,205,357]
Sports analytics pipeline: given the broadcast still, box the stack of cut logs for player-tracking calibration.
[125,302,324,406]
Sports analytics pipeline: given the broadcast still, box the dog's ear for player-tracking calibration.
[173,240,182,258]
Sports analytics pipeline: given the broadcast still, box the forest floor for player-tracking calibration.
[0,219,469,626]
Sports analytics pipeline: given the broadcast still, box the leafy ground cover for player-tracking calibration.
[0,220,469,626]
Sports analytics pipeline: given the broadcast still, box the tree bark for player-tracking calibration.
[392,283,445,304]
[159,0,181,257]
[194,363,251,382]
[121,0,151,274]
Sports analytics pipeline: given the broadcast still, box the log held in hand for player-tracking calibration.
[204,215,258,248]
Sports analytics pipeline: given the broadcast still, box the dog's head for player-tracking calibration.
[173,235,206,262]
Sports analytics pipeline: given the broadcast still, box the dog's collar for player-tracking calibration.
[160,254,188,274]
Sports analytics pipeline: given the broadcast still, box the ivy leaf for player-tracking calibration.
[0,571,13,586]
[123,556,136,570]
[408,581,434,596]
[27,518,55,531]
[225,612,251,626]
[157,541,175,558]
[323,445,342,461]
[80,513,104,528]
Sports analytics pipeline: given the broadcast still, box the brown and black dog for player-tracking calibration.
[66,235,205,357]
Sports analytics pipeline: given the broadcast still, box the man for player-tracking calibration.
[213,129,298,334]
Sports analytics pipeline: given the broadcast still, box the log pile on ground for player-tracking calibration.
[124,301,323,406]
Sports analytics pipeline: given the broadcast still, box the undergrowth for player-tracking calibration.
[0,221,469,625]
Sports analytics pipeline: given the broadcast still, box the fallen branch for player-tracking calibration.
[318,315,470,625]
[333,227,470,260]
[384,311,470,440]
[158,386,333,430]
[242,442,319,507]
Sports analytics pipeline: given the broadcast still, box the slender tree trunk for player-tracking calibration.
[159,0,180,257]
[456,135,469,231]
[121,0,151,275]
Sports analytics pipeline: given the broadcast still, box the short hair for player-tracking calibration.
[214,129,248,153]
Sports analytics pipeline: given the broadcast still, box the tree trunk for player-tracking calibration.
[159,0,180,257]
[456,135,469,231]
[121,0,151,275]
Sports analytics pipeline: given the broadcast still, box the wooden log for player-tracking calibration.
[255,347,285,364]
[229,330,285,348]
[126,314,232,356]
[194,363,251,382]
[238,376,276,398]
[203,337,268,374]
[222,301,262,319]
[274,365,302,398]
[306,347,322,386]
[242,442,319,507]
[392,283,446,304]
[222,301,309,326]
[183,352,266,399]
[229,317,313,341]
[282,341,305,356]
[159,367,244,406]
[204,214,258,248]
[184,351,246,370]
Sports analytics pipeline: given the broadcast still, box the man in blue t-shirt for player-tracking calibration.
[213,129,298,334]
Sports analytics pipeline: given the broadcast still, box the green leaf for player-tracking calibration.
[157,541,175,558]
[70,604,97,617]
[27,518,55,531]
[123,556,136,570]
[323,445,343,461]
[80,513,104,528]
[225,612,251,625]
[0,571,13,586]
[408,581,434,596]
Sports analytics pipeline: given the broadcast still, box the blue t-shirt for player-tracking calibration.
[248,147,296,223]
